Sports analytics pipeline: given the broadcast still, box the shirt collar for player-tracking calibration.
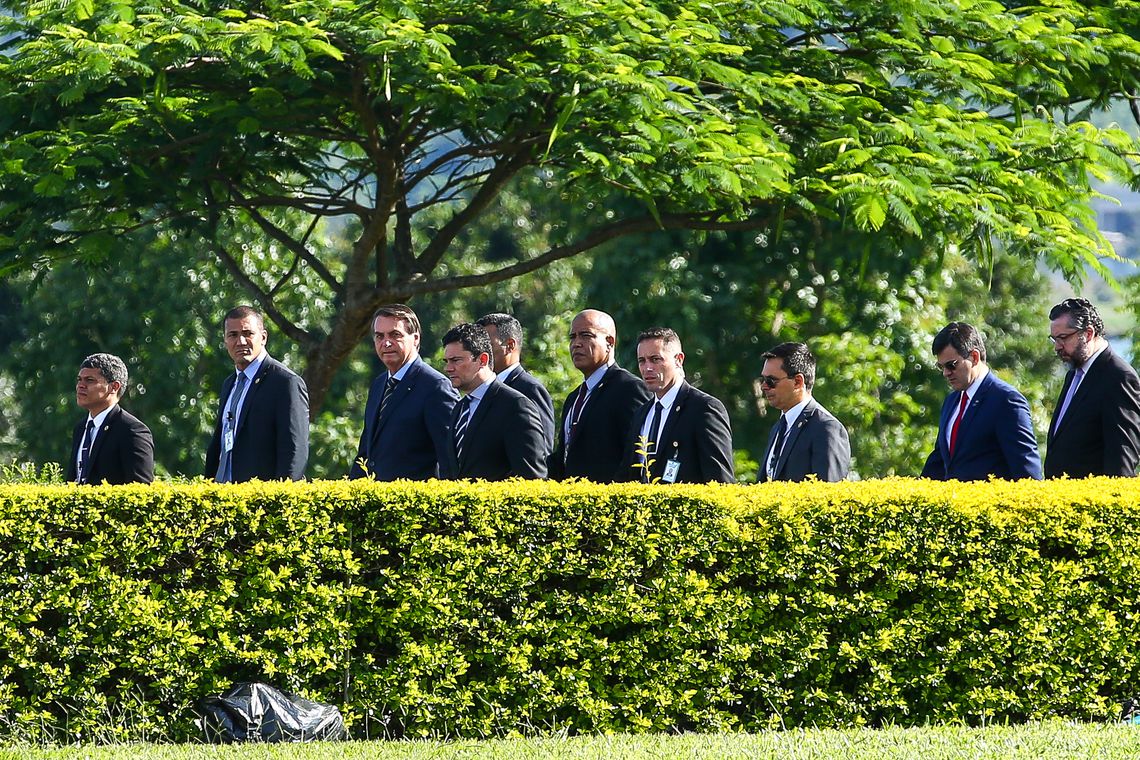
[391,354,418,381]
[782,397,811,429]
[653,379,683,411]
[964,366,989,399]
[465,377,495,402]
[1078,343,1108,373]
[495,363,520,383]
[87,404,115,429]
[584,361,613,391]
[238,351,268,380]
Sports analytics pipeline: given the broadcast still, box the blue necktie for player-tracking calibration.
[216,372,249,483]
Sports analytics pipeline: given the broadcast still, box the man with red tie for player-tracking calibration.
[921,322,1041,481]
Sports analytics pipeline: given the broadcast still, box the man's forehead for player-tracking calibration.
[375,316,412,333]
[225,317,262,332]
[572,317,606,334]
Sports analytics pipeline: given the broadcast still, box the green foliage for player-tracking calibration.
[4,478,1140,743]
[0,462,63,485]
[1,0,1137,411]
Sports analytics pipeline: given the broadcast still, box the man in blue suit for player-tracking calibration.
[349,304,458,480]
[921,322,1041,481]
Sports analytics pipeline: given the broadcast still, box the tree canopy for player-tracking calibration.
[2,0,1138,410]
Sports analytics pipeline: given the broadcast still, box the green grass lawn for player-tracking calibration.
[6,722,1140,760]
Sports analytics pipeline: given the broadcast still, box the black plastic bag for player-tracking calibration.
[199,682,347,743]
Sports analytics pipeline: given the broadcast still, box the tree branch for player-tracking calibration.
[402,210,777,297]
[240,204,343,296]
[415,143,540,274]
[211,237,314,346]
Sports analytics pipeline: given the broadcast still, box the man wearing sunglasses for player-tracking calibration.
[759,342,850,482]
[1045,298,1140,477]
[920,322,1041,481]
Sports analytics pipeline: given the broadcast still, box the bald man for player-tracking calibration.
[549,309,651,482]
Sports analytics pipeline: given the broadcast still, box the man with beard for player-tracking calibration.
[1045,298,1140,477]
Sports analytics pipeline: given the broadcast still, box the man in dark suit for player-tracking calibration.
[476,312,556,458]
[438,323,546,480]
[619,327,734,483]
[67,352,154,485]
[759,342,850,482]
[350,304,458,480]
[205,306,309,482]
[549,309,652,482]
[1045,298,1140,477]
[921,322,1042,481]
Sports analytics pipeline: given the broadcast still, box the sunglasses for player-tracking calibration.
[935,358,963,373]
[760,374,790,389]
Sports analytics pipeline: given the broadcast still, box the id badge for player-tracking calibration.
[662,458,681,483]
[223,429,235,453]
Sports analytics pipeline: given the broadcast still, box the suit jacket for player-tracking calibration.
[440,380,547,480]
[66,404,155,485]
[205,354,309,482]
[349,356,458,480]
[618,382,735,483]
[1045,347,1140,477]
[549,364,653,483]
[921,372,1042,481]
[761,398,850,482]
[501,364,556,458]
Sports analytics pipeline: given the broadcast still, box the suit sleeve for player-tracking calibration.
[275,372,310,480]
[548,400,570,481]
[811,415,851,482]
[425,379,459,477]
[1104,365,1140,476]
[123,418,156,484]
[698,397,736,483]
[996,388,1042,479]
[506,395,548,479]
[920,448,943,479]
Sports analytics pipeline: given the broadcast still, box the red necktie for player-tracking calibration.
[948,391,969,456]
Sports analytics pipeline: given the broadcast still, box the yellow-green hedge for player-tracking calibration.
[2,478,1139,741]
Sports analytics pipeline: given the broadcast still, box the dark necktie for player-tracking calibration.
[78,419,95,484]
[767,415,788,479]
[454,396,472,460]
[215,372,249,483]
[566,383,589,449]
[949,391,969,456]
[376,375,399,426]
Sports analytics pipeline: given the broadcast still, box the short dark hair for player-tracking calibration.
[931,322,987,362]
[475,313,522,345]
[636,327,682,349]
[373,304,421,336]
[80,353,129,396]
[1049,298,1105,337]
[223,305,264,331]
[442,323,493,366]
[761,342,816,389]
